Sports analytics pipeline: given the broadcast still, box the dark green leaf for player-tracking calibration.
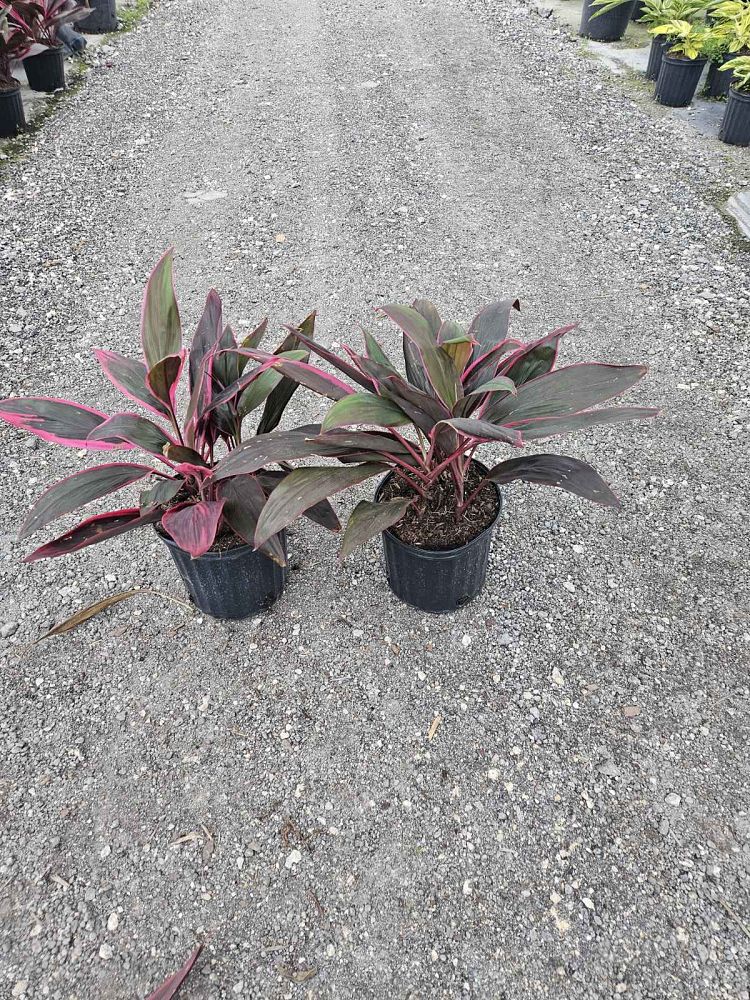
[467,298,520,362]
[88,413,174,457]
[500,324,577,387]
[485,454,620,506]
[214,427,324,479]
[381,304,460,406]
[488,363,647,424]
[514,406,659,440]
[255,463,386,547]
[340,497,412,560]
[140,478,183,509]
[436,418,522,447]
[321,393,409,432]
[219,476,286,565]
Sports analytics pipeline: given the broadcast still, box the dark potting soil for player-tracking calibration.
[380,462,499,550]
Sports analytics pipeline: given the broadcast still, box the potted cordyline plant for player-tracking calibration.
[214,300,657,613]
[719,54,750,142]
[0,251,339,619]
[10,0,89,92]
[0,6,39,136]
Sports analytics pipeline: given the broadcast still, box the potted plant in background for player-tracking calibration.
[0,6,36,136]
[78,0,115,33]
[221,300,657,614]
[719,54,750,142]
[702,29,733,94]
[652,19,713,105]
[637,0,707,81]
[0,251,339,620]
[581,0,637,43]
[11,0,90,93]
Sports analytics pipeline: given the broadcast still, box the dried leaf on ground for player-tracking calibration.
[427,715,443,742]
[28,589,193,646]
[277,964,318,984]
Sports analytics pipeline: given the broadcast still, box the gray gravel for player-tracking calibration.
[1,0,750,997]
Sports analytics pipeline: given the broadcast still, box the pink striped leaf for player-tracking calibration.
[24,506,162,562]
[141,249,182,370]
[0,397,124,450]
[87,413,177,457]
[20,462,155,539]
[147,351,186,413]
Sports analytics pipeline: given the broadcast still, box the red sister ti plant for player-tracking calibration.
[208,299,658,557]
[0,4,41,88]
[8,1,91,48]
[0,251,338,563]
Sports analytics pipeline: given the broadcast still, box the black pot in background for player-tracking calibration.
[704,61,733,98]
[580,0,636,41]
[645,36,669,82]
[23,46,65,93]
[0,85,25,138]
[719,87,750,145]
[159,529,288,619]
[79,0,117,32]
[630,0,647,20]
[374,470,503,614]
[655,54,706,107]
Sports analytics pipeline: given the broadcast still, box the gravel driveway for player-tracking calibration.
[1,0,749,997]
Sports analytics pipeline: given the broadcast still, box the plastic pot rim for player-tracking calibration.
[155,525,284,563]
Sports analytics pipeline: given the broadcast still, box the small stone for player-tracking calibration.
[99,943,114,960]
[461,634,472,648]
[562,581,575,593]
[551,666,564,687]
[497,633,513,647]
[285,849,302,869]
[106,912,119,932]
[623,705,641,718]
[1,622,19,639]
[582,897,595,911]
[665,792,681,807]
[11,983,28,998]
[232,982,244,994]
[100,845,111,859]
[487,768,501,782]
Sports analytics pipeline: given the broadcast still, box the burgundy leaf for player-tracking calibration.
[141,249,182,370]
[498,323,578,387]
[213,427,326,480]
[145,944,203,1000]
[24,507,162,562]
[161,500,225,557]
[435,418,522,447]
[21,462,155,539]
[93,350,171,419]
[147,351,185,413]
[218,476,286,566]
[0,397,124,450]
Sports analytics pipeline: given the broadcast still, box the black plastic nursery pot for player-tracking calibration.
[645,37,669,82]
[630,0,647,20]
[579,0,636,42]
[79,0,117,33]
[0,85,25,138]
[23,46,65,93]
[159,530,288,620]
[374,472,503,614]
[655,55,706,107]
[719,87,750,146]
[704,61,733,98]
